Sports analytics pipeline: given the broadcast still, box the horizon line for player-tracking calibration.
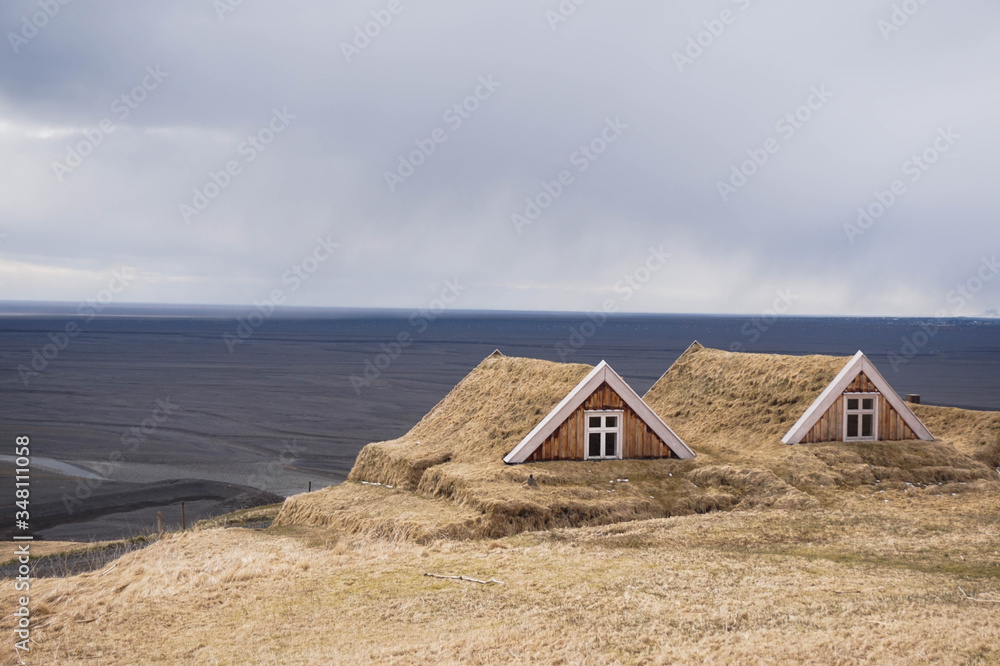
[0,300,997,321]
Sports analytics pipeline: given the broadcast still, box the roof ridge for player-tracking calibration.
[642,340,703,398]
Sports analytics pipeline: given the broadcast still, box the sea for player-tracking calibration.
[1,304,998,540]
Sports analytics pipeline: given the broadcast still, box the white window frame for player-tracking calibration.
[843,393,878,441]
[584,410,623,460]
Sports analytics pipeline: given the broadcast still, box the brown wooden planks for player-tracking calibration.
[532,382,669,461]
[806,389,924,443]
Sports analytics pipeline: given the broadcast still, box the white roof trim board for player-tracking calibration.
[781,351,934,444]
[503,360,695,464]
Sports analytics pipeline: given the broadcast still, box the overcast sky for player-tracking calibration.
[1,0,998,316]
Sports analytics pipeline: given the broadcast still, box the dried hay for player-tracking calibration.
[276,345,999,543]
[17,492,1000,665]
[687,465,820,510]
[645,343,998,488]
[347,355,592,489]
[273,483,482,543]
[913,403,1000,467]
[644,342,850,458]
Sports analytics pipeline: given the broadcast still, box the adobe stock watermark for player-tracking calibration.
[223,235,339,352]
[672,0,756,73]
[213,0,245,22]
[51,65,168,181]
[18,268,135,384]
[384,75,502,192]
[246,440,301,493]
[7,0,72,54]
[340,0,409,63]
[843,126,958,243]
[180,107,295,223]
[512,117,628,234]
[888,255,999,372]
[728,289,799,352]
[878,0,932,41]
[61,398,181,515]
[545,0,589,31]
[350,279,466,394]
[716,85,834,202]
[555,245,671,360]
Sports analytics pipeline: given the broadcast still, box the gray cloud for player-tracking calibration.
[1,0,998,315]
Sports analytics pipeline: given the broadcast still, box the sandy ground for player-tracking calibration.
[0,463,285,541]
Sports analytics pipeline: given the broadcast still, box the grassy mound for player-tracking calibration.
[644,343,998,490]
[275,484,483,543]
[275,348,1000,542]
[346,354,593,489]
[281,355,727,537]
[643,342,850,457]
[913,403,1000,467]
[276,457,751,541]
[276,354,821,537]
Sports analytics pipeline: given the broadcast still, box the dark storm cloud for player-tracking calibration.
[1,0,998,315]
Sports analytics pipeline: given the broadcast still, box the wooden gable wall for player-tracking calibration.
[526,382,675,462]
[801,372,919,443]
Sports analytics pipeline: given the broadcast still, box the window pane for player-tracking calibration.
[846,415,858,437]
[862,398,874,410]
[604,432,617,457]
[589,416,601,428]
[588,433,602,457]
[605,416,617,428]
[862,414,873,437]
[847,398,859,410]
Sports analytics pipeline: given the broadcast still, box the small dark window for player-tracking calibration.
[604,432,617,457]
[846,414,858,438]
[588,433,602,457]
[585,411,623,460]
[845,394,877,440]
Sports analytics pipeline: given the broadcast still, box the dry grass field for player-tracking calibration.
[3,347,998,664]
[3,492,999,664]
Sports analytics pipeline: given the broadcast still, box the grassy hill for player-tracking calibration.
[5,493,999,663]
[273,348,999,541]
[3,347,999,664]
